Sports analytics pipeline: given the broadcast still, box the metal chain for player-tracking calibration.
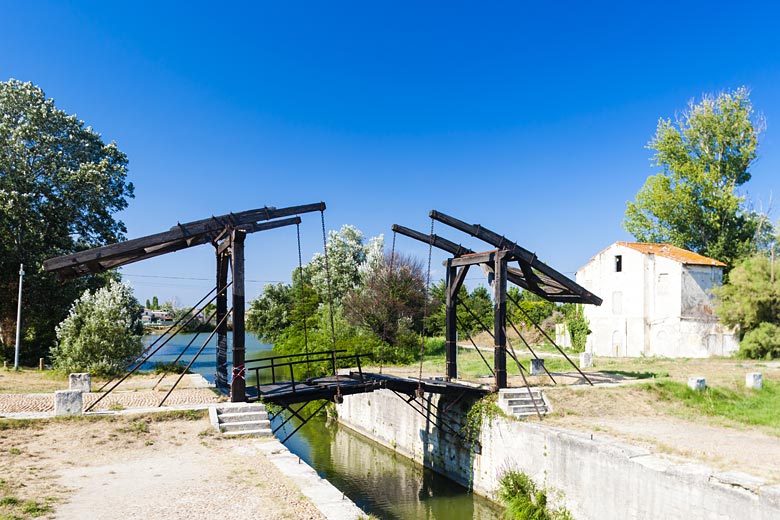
[417,217,435,394]
[379,231,398,374]
[296,221,311,379]
[320,210,342,398]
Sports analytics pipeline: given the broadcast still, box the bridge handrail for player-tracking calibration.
[245,349,348,365]
[249,351,373,394]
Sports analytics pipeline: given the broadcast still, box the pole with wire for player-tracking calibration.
[14,264,24,371]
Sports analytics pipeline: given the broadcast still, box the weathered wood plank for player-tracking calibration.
[428,210,602,305]
[44,204,321,279]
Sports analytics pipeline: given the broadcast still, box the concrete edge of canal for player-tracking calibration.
[336,389,780,520]
[255,438,366,520]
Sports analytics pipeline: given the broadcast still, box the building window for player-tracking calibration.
[615,255,622,272]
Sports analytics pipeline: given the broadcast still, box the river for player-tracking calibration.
[141,333,503,519]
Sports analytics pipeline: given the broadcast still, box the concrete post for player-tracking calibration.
[688,377,706,391]
[745,373,763,390]
[580,352,593,368]
[54,390,83,415]
[69,373,91,393]
[530,358,545,376]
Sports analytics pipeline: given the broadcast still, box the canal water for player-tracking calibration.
[141,333,503,519]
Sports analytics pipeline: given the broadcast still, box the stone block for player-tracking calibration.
[745,372,762,390]
[687,377,706,391]
[54,389,83,416]
[579,352,593,368]
[530,358,545,375]
[69,373,91,393]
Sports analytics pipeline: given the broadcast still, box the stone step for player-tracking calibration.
[215,403,266,415]
[504,397,543,406]
[500,391,542,400]
[219,411,268,423]
[220,419,271,433]
[223,428,273,437]
[508,405,547,414]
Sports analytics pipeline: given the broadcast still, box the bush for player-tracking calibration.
[51,280,143,377]
[567,314,590,353]
[498,470,573,520]
[739,322,780,359]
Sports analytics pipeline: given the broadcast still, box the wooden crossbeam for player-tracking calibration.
[428,211,602,305]
[44,203,323,279]
[391,224,588,303]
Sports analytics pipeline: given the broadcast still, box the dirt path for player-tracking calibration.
[544,384,780,483]
[0,413,325,520]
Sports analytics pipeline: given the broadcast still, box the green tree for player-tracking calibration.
[623,87,767,267]
[51,280,143,376]
[151,296,159,310]
[0,79,134,360]
[309,225,377,303]
[246,282,295,343]
[715,254,780,358]
[343,253,426,349]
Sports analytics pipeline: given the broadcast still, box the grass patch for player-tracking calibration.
[0,496,19,506]
[644,379,780,428]
[498,470,573,520]
[22,500,52,517]
[415,346,579,379]
[600,370,669,379]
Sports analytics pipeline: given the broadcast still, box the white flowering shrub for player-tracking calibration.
[52,280,143,376]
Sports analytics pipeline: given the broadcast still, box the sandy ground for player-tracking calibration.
[0,413,325,520]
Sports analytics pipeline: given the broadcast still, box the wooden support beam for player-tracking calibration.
[428,210,602,305]
[445,262,470,380]
[44,203,324,279]
[449,250,499,267]
[230,229,247,402]
[395,224,588,303]
[215,249,230,394]
[494,250,508,389]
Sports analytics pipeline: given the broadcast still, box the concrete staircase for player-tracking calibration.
[498,388,551,419]
[209,402,272,437]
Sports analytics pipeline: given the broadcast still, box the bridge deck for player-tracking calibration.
[246,372,489,406]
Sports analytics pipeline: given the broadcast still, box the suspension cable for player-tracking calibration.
[296,221,311,379]
[97,285,219,392]
[507,293,593,385]
[153,307,219,390]
[320,209,342,400]
[85,282,232,412]
[379,231,398,374]
[158,307,234,407]
[416,217,435,396]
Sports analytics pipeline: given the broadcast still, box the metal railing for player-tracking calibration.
[245,350,372,397]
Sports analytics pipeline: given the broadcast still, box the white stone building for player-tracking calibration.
[576,242,738,358]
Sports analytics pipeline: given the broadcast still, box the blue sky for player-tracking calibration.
[2,1,779,306]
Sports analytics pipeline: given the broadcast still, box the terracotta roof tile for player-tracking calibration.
[616,242,726,267]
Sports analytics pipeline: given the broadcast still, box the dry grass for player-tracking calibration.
[0,368,70,394]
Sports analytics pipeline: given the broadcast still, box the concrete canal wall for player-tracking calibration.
[336,389,780,519]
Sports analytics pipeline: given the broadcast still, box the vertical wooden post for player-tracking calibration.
[445,260,458,380]
[230,229,247,402]
[215,247,230,394]
[493,250,508,389]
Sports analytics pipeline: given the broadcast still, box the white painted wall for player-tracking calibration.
[576,243,738,358]
[338,390,780,520]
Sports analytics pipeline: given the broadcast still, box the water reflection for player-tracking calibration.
[276,411,503,520]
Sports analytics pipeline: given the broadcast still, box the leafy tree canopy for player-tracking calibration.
[51,280,143,376]
[623,87,769,267]
[0,79,134,359]
[715,254,780,358]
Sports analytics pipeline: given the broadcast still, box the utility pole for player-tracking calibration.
[14,264,24,371]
